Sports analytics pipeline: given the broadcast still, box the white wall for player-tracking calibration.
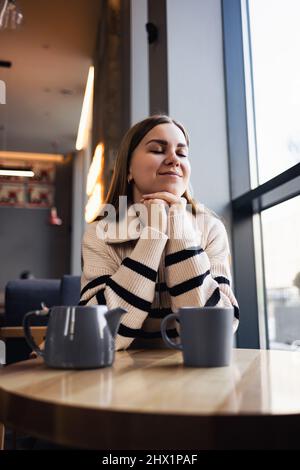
[166,0,231,221]
[130,0,149,125]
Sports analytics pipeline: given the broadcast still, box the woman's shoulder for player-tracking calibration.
[82,220,106,248]
[83,220,97,237]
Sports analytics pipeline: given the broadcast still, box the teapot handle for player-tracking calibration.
[23,308,49,357]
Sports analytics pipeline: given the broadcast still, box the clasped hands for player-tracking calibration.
[138,191,187,235]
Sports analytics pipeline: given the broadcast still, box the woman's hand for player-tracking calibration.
[139,192,188,235]
[141,192,186,211]
[138,197,169,234]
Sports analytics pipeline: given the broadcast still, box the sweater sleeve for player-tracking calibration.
[80,222,168,350]
[165,210,239,333]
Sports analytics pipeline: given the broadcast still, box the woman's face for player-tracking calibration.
[128,123,191,201]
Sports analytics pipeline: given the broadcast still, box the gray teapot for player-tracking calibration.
[23,305,127,369]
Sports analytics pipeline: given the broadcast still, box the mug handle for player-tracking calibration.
[22,308,49,357]
[161,313,183,350]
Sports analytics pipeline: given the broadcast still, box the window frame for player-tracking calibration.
[222,0,300,348]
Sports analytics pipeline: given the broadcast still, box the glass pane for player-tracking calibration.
[248,0,300,184]
[261,196,300,350]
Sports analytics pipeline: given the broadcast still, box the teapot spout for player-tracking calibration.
[105,307,127,338]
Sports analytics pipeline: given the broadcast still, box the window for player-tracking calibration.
[261,196,300,349]
[222,0,300,349]
[248,0,300,185]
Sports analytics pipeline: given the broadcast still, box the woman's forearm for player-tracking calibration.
[165,210,240,330]
[80,224,168,350]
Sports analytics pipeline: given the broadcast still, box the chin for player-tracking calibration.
[160,184,184,197]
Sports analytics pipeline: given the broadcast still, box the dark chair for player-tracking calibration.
[60,275,81,306]
[4,279,61,327]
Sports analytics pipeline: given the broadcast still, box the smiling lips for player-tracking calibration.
[158,172,182,177]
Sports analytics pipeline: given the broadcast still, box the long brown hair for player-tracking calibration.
[96,114,219,221]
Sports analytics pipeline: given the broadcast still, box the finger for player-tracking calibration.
[146,198,168,206]
[142,191,178,203]
[143,197,172,206]
[142,200,168,213]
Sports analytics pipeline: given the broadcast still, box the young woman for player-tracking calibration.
[80,115,239,350]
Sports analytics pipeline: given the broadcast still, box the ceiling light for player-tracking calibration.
[0,166,34,177]
[0,151,64,162]
[0,0,23,31]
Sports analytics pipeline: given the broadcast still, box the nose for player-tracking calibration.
[164,149,180,166]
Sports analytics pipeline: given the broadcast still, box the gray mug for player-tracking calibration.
[161,307,234,367]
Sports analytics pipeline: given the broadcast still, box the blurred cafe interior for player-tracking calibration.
[1,0,300,451]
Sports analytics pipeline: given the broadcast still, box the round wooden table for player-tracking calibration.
[1,348,300,449]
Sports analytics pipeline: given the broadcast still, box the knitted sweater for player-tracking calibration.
[80,203,240,350]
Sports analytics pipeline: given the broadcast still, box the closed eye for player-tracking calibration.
[151,150,188,158]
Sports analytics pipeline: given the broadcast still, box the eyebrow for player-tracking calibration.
[145,139,188,148]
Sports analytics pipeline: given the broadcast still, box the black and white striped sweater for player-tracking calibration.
[80,203,240,350]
